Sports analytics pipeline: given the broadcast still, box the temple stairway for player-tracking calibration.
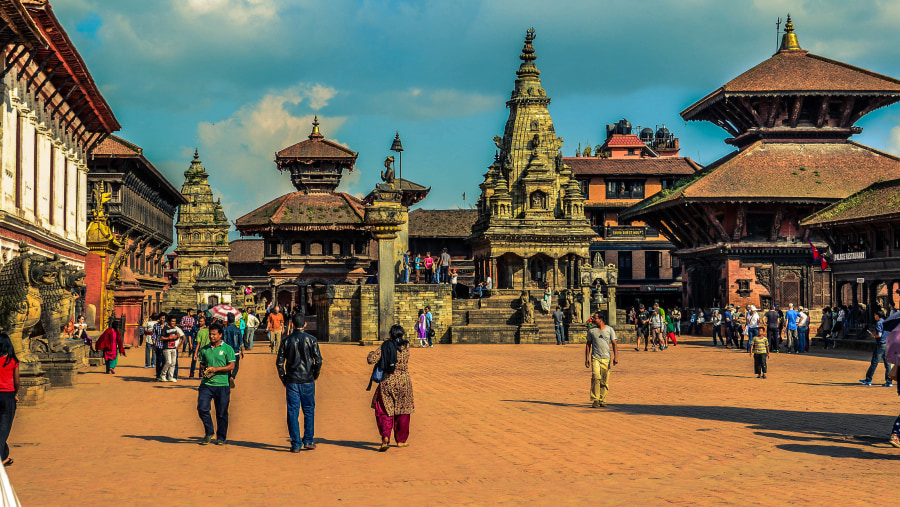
[450,289,559,344]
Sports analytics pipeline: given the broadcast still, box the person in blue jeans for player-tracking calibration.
[552,306,566,345]
[424,306,434,347]
[860,311,892,387]
[277,313,323,452]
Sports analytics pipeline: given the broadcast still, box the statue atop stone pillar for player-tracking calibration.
[364,180,405,342]
[0,241,56,365]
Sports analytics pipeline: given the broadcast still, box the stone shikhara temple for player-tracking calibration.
[621,16,900,311]
[162,150,231,313]
[471,28,595,292]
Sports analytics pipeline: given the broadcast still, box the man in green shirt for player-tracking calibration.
[197,322,235,445]
[189,316,210,378]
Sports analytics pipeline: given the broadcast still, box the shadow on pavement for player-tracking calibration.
[315,438,380,451]
[123,434,286,452]
[774,444,900,460]
[501,400,585,408]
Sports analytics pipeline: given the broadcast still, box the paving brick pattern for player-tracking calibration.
[7,338,900,504]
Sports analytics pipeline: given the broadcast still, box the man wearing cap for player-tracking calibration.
[783,303,799,353]
[860,310,892,387]
[745,305,760,353]
[635,304,650,351]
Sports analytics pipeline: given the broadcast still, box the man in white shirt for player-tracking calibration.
[159,316,185,382]
[244,309,260,350]
[745,305,760,353]
[143,315,157,369]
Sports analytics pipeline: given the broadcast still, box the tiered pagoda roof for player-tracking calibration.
[621,16,900,232]
[275,117,357,194]
[235,191,366,233]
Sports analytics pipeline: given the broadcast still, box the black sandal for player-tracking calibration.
[3,458,13,467]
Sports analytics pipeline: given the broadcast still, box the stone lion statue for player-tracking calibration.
[519,291,534,325]
[0,242,56,363]
[37,259,86,353]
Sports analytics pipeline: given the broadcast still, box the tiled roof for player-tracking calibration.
[25,2,120,134]
[276,137,357,159]
[409,209,478,238]
[94,135,142,156]
[621,140,900,219]
[565,156,700,176]
[801,179,900,227]
[90,135,187,205]
[235,191,366,232]
[228,239,264,264]
[683,50,900,119]
[603,134,646,147]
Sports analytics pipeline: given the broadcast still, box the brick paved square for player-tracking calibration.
[8,338,899,504]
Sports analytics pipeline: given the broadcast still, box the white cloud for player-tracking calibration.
[364,88,501,121]
[175,0,279,23]
[195,82,345,221]
[887,125,900,156]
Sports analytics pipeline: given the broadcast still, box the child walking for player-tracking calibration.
[751,331,770,378]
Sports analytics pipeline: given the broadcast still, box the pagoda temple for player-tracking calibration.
[620,16,900,310]
[470,28,595,291]
[162,150,231,312]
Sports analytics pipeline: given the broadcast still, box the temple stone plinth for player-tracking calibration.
[37,342,87,388]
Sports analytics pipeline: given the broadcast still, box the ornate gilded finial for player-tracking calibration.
[520,27,536,63]
[193,147,199,160]
[309,115,323,140]
[779,14,802,51]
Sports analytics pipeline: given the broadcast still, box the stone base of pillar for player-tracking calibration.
[37,343,87,388]
[517,325,540,344]
[17,360,49,406]
[567,323,589,344]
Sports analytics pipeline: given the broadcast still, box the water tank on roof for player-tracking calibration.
[656,126,670,139]
[616,119,632,135]
[640,127,653,142]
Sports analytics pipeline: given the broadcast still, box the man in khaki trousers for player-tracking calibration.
[585,312,619,408]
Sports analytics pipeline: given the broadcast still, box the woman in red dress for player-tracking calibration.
[0,333,19,467]
[95,325,126,374]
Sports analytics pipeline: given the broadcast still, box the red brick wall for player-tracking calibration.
[723,259,771,308]
[632,250,645,279]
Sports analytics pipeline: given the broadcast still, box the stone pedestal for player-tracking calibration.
[37,342,86,388]
[567,323,589,343]
[17,361,49,406]
[517,324,540,344]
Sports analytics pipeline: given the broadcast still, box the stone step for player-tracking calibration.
[451,325,518,344]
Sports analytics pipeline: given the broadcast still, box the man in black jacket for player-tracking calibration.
[276,313,323,452]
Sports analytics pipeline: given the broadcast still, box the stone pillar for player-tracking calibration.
[607,286,617,326]
[364,184,405,342]
[394,208,410,283]
[522,257,528,290]
[490,257,497,284]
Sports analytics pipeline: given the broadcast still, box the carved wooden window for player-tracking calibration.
[331,241,342,256]
[736,279,751,296]
[267,241,278,256]
[291,241,304,255]
[310,241,324,256]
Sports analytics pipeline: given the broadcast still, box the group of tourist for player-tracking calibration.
[628,302,680,352]
[402,248,454,285]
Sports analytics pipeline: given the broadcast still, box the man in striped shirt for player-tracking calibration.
[180,310,196,355]
[153,312,167,380]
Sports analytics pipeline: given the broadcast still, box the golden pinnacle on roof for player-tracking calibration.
[780,14,802,52]
[309,115,323,140]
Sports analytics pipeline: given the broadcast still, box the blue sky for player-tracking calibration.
[54,0,900,237]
